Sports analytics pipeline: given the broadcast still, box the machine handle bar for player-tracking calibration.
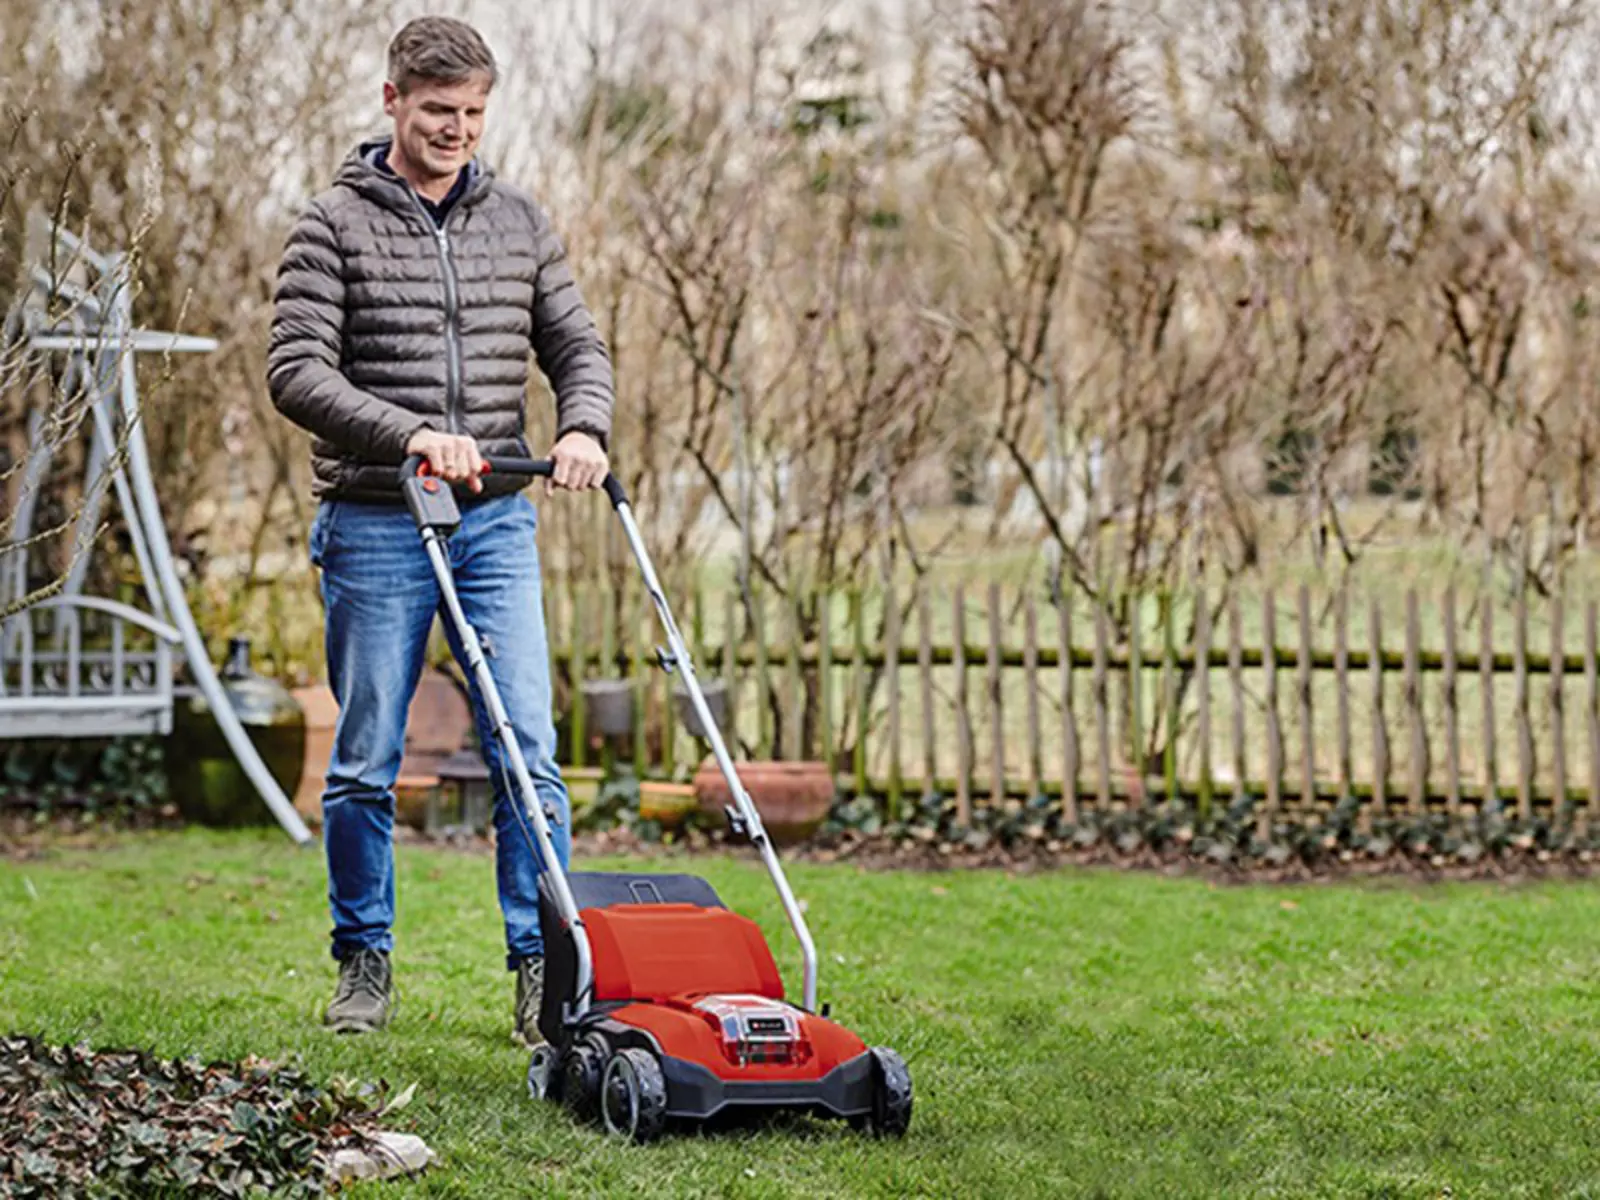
[401,453,627,509]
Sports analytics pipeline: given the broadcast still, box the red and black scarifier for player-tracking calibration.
[401,454,912,1143]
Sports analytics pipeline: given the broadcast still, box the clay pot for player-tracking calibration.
[394,774,441,831]
[638,780,698,830]
[397,669,474,830]
[290,667,473,829]
[692,758,836,846]
[673,679,730,739]
[291,683,339,824]
[564,766,606,824]
[582,679,634,737]
[171,637,306,828]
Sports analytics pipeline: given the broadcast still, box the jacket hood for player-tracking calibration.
[334,136,495,212]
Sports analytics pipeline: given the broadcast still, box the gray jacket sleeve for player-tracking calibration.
[267,200,432,461]
[527,203,616,448]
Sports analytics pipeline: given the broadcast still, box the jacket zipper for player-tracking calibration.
[412,194,464,435]
[435,223,463,436]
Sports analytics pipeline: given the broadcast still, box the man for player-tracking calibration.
[267,16,613,1042]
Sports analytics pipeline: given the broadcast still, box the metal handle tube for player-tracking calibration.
[401,452,819,1010]
[419,526,595,1017]
[612,500,821,1013]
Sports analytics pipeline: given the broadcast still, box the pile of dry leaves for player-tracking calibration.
[0,1037,416,1197]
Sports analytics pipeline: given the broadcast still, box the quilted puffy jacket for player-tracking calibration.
[267,138,614,502]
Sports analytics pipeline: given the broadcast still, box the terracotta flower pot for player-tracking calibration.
[394,774,439,832]
[692,758,836,846]
[291,667,471,829]
[291,683,339,824]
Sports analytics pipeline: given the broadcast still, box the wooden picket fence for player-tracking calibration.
[544,573,1600,829]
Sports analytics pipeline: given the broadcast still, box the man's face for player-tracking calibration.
[383,74,491,182]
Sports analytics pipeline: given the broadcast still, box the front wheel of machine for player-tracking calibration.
[858,1047,912,1138]
[600,1048,668,1144]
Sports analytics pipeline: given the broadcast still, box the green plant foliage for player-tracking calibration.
[0,738,167,815]
[818,787,1600,874]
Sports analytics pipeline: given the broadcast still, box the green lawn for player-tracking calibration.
[5,831,1600,1197]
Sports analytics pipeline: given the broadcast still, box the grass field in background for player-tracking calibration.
[5,831,1600,1196]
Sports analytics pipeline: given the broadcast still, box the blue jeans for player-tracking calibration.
[309,493,570,970]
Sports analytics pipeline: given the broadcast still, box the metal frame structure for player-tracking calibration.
[405,455,820,1015]
[1,229,312,844]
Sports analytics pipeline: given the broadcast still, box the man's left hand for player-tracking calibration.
[546,431,609,494]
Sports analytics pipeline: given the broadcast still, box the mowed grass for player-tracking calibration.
[5,831,1600,1197]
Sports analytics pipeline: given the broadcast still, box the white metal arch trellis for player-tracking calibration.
[1,226,312,845]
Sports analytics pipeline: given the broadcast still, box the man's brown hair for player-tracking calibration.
[387,16,498,94]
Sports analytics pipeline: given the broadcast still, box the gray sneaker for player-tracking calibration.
[513,957,545,1046]
[324,949,392,1034]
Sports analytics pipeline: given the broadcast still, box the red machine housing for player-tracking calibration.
[538,875,878,1121]
[585,903,868,1081]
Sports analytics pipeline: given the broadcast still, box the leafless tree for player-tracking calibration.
[1198,0,1600,593]
[4,0,396,603]
[0,99,169,621]
[11,0,1598,732]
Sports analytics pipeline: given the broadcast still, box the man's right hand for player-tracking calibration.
[405,430,484,493]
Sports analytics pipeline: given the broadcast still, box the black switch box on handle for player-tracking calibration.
[401,454,463,535]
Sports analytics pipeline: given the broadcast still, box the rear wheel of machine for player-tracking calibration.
[527,1044,561,1103]
[853,1047,912,1138]
[600,1048,668,1144]
[563,1034,608,1123]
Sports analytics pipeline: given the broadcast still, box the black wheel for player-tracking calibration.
[600,1047,668,1143]
[527,1043,561,1102]
[860,1047,912,1138]
[563,1033,608,1123]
